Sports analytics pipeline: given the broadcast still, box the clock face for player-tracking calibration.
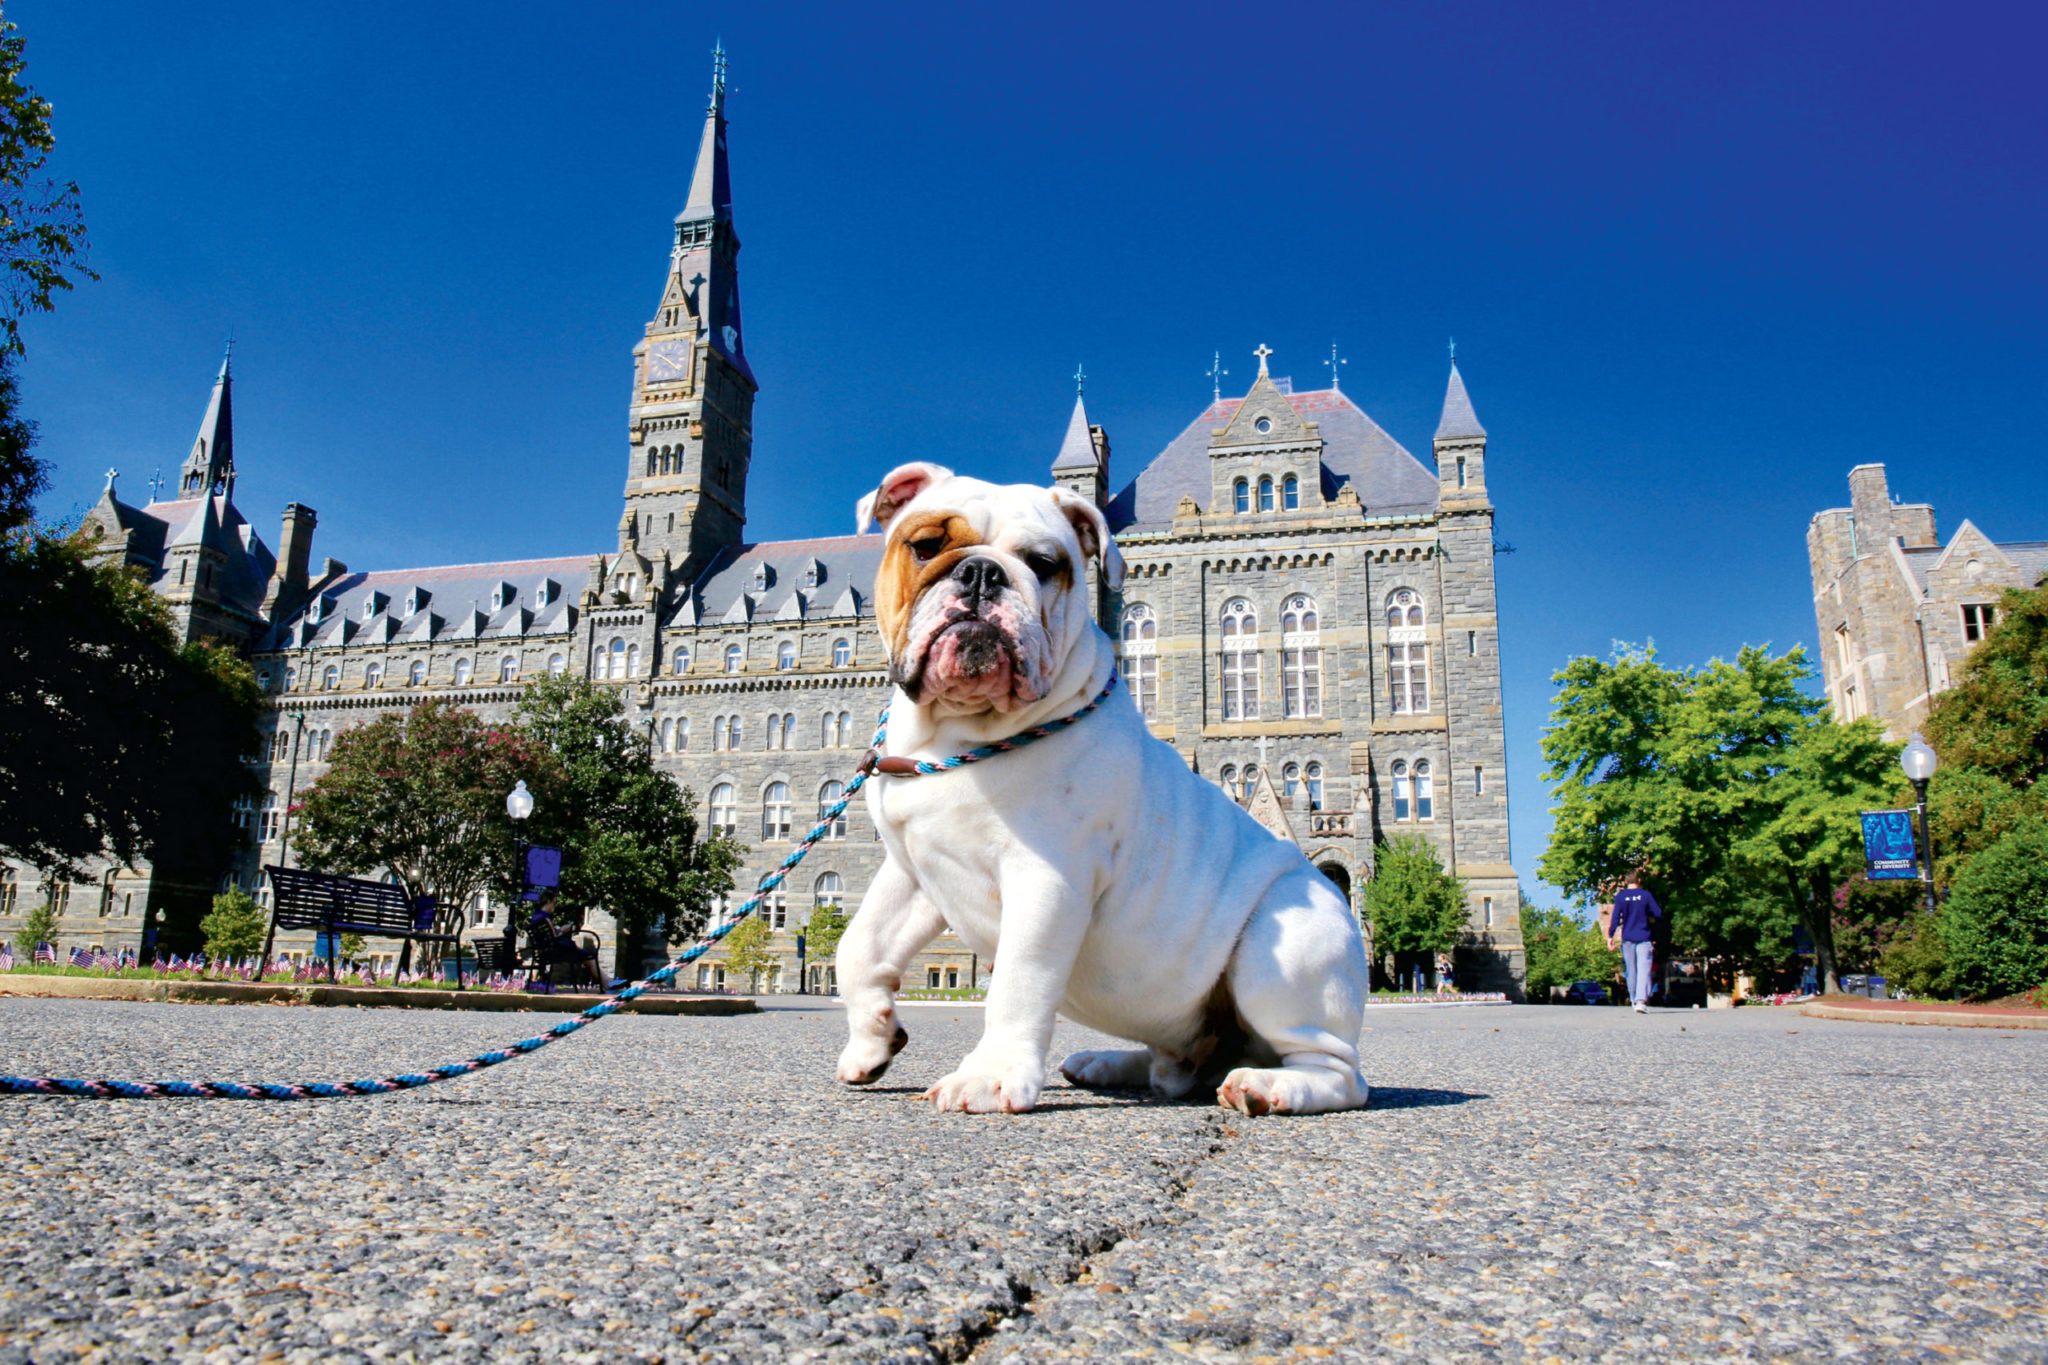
[646,338,690,383]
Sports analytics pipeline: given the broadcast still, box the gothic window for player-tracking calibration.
[608,639,626,679]
[819,781,847,840]
[365,661,383,688]
[645,450,656,477]
[454,658,474,686]
[1415,760,1434,820]
[285,665,298,692]
[1392,760,1411,821]
[822,712,839,748]
[257,668,272,690]
[709,784,737,837]
[1385,589,1428,715]
[1281,594,1322,718]
[1120,604,1160,719]
[711,715,725,751]
[322,665,339,691]
[659,717,675,753]
[1456,456,1467,488]
[1219,764,1239,799]
[1281,763,1299,800]
[1219,599,1260,721]
[765,713,784,750]
[271,730,290,762]
[725,644,743,673]
[626,643,640,676]
[725,715,741,750]
[762,782,791,840]
[672,645,691,675]
[1258,477,1274,513]
[100,870,117,917]
[500,655,519,683]
[1234,479,1250,514]
[778,641,797,670]
[840,710,854,746]
[548,653,566,678]
[1282,473,1299,510]
[814,870,844,910]
[410,659,426,686]
[258,793,281,843]
[1242,763,1261,793]
[832,638,851,667]
[1305,761,1324,811]
[1963,603,1997,642]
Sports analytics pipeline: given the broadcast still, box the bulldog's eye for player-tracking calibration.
[907,536,946,564]
[1024,551,1064,581]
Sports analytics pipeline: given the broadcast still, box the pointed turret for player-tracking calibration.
[1435,360,1485,442]
[1433,350,1488,507]
[1051,389,1111,509]
[670,42,749,384]
[681,43,731,226]
[176,347,235,500]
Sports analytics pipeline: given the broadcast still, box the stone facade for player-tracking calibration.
[1809,464,2047,739]
[3,61,1525,994]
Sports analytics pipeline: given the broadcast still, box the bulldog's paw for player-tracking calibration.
[1059,1047,1152,1091]
[836,1023,910,1086]
[923,1062,1043,1113]
[1217,1064,1369,1117]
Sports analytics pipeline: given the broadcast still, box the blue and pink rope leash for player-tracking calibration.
[0,675,1118,1101]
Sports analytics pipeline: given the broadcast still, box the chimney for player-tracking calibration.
[264,503,317,618]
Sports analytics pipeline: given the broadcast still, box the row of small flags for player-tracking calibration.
[0,944,544,992]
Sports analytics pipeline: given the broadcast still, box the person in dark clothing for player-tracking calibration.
[528,890,605,993]
[1607,873,1665,1013]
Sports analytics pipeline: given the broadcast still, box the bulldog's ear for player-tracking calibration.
[1051,488,1125,591]
[857,462,952,534]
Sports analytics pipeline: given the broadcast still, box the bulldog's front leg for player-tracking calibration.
[926,864,1087,1114]
[836,860,945,1085]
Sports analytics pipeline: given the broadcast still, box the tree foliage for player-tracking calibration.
[9,893,52,953]
[1361,834,1467,975]
[720,914,774,993]
[292,700,564,948]
[1522,903,1622,998]
[803,902,849,963]
[1922,585,2048,881]
[513,676,742,977]
[1539,644,1899,991]
[0,13,96,360]
[200,887,268,961]
[1938,822,2048,1000]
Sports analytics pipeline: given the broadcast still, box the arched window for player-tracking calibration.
[409,659,426,686]
[725,644,743,673]
[725,715,741,750]
[659,717,675,753]
[672,645,690,675]
[1414,760,1434,821]
[839,711,854,747]
[832,638,851,667]
[625,643,640,677]
[762,782,791,840]
[1234,478,1250,514]
[1304,761,1324,811]
[711,715,725,751]
[1120,604,1159,720]
[1219,599,1260,720]
[675,716,690,750]
[1282,763,1300,800]
[499,656,518,684]
[1258,476,1274,513]
[547,653,566,678]
[454,658,473,686]
[322,665,339,691]
[1385,589,1429,714]
[258,793,281,842]
[822,712,839,748]
[365,661,383,689]
[645,450,656,477]
[1392,760,1411,821]
[100,869,118,917]
[256,668,272,691]
[819,781,847,840]
[284,665,298,692]
[777,641,797,670]
[608,639,626,680]
[1281,594,1322,718]
[766,713,784,751]
[1282,473,1299,510]
[814,870,844,911]
[1220,764,1239,799]
[271,729,290,762]
[709,784,737,837]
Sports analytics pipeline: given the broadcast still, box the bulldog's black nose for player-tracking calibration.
[953,556,1008,602]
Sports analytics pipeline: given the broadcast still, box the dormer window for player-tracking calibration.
[363,591,387,620]
[406,587,429,617]
[750,563,774,592]
[490,581,514,612]
[801,559,823,590]
[309,596,334,624]
[535,579,558,608]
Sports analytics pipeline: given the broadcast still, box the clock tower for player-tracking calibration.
[625,44,757,582]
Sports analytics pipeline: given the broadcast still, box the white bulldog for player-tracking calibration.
[834,462,1371,1116]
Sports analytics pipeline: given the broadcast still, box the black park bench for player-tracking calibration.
[262,866,465,982]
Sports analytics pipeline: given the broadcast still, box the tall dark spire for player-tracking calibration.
[176,345,235,499]
[672,43,750,383]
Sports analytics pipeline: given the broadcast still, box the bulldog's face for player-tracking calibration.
[859,462,1125,715]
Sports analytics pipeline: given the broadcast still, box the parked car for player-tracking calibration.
[1565,980,1609,1005]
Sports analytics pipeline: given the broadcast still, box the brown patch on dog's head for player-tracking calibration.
[874,509,984,660]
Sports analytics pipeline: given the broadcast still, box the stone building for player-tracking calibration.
[1808,464,2047,739]
[3,57,1525,992]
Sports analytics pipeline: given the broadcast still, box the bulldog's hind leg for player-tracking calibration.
[1217,867,1371,1117]
[1059,1048,1151,1090]
[835,861,945,1086]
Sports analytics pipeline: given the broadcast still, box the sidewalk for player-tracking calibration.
[1799,995,2048,1030]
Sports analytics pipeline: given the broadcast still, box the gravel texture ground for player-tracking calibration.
[0,996,2041,1363]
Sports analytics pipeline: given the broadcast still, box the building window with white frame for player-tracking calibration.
[410,659,426,686]
[709,784,737,838]
[1962,602,1997,642]
[1304,760,1324,810]
[365,661,383,688]
[1120,603,1159,720]
[1391,760,1411,821]
[832,638,851,667]
[1385,588,1428,714]
[725,644,743,673]
[1281,762,1299,800]
[626,643,640,676]
[322,665,339,691]
[454,658,473,686]
[1281,594,1322,718]
[672,644,690,675]
[500,655,518,684]
[814,870,843,911]
[271,729,290,761]
[1219,598,1260,720]
[818,781,847,840]
[1219,763,1239,799]
[548,653,566,678]
[258,793,281,843]
[762,782,791,840]
[1258,476,1274,512]
[778,641,797,670]
[1282,473,1299,510]
[1234,479,1249,514]
[1415,759,1434,820]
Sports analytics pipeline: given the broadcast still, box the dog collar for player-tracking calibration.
[859,672,1120,778]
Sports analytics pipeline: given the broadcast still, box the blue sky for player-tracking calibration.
[16,1,2046,905]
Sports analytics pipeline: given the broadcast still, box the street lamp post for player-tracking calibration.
[1899,733,1939,916]
[505,780,535,982]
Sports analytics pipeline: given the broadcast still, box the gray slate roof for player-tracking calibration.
[1435,363,1486,440]
[1105,387,1441,531]
[260,555,587,651]
[116,494,277,619]
[683,534,881,627]
[1050,395,1099,473]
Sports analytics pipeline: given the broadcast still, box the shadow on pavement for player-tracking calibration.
[1367,1087,1490,1109]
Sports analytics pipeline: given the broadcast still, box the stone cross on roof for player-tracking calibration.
[1325,343,1346,392]
[1073,363,1085,397]
[1255,733,1273,769]
[104,467,118,492]
[1207,350,1228,402]
[1254,344,1273,377]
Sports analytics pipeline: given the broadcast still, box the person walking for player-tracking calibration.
[1607,872,1664,1013]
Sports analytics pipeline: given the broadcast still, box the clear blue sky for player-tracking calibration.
[15,1,2046,905]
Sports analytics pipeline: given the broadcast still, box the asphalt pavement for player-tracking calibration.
[0,996,2040,1362]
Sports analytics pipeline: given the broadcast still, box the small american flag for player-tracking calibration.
[33,943,57,965]
[69,946,95,968]
[0,946,12,970]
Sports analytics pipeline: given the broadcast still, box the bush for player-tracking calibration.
[199,888,268,961]
[10,896,55,955]
[1523,905,1622,998]
[1939,821,2048,1000]
[1875,912,1951,999]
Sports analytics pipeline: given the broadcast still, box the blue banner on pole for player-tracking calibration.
[1861,810,1919,881]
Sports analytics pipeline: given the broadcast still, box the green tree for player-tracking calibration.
[720,914,775,994]
[1922,585,2048,882]
[200,887,268,962]
[10,892,52,955]
[1361,834,1467,980]
[0,12,96,362]
[803,902,849,963]
[1522,904,1622,998]
[513,676,743,979]
[292,699,563,955]
[1938,821,2048,1000]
